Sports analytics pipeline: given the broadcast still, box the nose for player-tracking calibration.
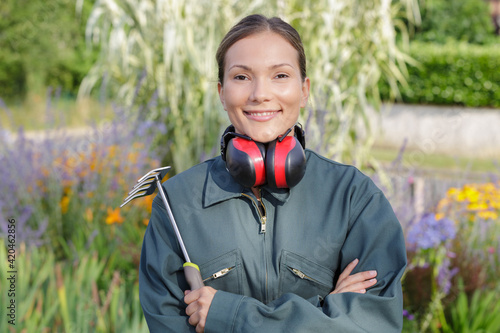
[249,78,271,103]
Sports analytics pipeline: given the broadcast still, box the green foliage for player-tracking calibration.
[444,280,500,333]
[0,242,148,332]
[381,42,500,107]
[0,0,96,99]
[81,0,420,171]
[412,0,495,44]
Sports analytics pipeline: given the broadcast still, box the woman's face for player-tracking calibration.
[218,32,310,143]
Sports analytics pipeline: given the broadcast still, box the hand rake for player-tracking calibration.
[120,166,204,290]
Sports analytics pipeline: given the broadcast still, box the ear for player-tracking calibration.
[300,77,310,108]
[218,82,227,110]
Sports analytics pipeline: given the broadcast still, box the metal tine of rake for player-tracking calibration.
[120,166,171,208]
[119,165,204,290]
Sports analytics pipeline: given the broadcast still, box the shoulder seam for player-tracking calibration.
[348,190,383,227]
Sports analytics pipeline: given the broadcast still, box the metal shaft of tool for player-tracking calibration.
[155,175,191,263]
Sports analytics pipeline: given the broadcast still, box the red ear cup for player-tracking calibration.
[225,137,266,188]
[266,136,306,188]
[221,124,307,188]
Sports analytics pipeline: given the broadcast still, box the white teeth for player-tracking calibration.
[247,111,275,117]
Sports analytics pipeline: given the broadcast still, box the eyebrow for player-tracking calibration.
[228,63,295,72]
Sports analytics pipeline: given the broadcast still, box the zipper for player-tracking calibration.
[241,192,267,234]
[291,268,319,283]
[241,189,269,302]
[203,267,234,282]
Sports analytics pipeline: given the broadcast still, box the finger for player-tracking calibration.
[184,288,202,304]
[336,270,377,289]
[186,302,196,317]
[196,324,205,333]
[184,290,192,296]
[188,309,199,326]
[332,277,377,294]
[337,258,359,282]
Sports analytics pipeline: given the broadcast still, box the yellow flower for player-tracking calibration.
[462,185,480,203]
[105,207,124,225]
[435,213,445,221]
[143,218,150,226]
[467,202,489,211]
[477,210,499,220]
[446,187,460,198]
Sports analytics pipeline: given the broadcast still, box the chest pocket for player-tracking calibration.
[199,249,242,295]
[279,250,334,300]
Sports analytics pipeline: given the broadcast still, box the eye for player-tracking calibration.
[234,75,248,80]
[275,73,289,79]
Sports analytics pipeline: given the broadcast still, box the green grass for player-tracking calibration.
[371,145,499,174]
[0,95,114,131]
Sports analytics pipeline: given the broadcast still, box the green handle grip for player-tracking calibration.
[183,262,204,290]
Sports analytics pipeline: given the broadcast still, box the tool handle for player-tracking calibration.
[183,262,204,290]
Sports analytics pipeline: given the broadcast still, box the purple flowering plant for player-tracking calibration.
[0,93,166,262]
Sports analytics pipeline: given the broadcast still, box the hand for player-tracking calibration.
[330,259,377,294]
[184,286,217,333]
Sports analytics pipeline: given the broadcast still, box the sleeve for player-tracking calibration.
[139,198,197,332]
[204,190,407,333]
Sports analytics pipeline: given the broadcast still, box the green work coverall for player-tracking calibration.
[139,149,407,332]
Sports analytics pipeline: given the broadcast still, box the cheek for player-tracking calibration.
[278,86,304,108]
[226,86,251,111]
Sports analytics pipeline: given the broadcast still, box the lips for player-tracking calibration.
[244,110,280,121]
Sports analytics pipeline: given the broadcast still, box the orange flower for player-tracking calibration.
[85,208,94,223]
[141,195,154,213]
[105,207,124,225]
[60,195,70,214]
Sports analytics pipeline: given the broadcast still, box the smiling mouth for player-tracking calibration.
[244,111,279,117]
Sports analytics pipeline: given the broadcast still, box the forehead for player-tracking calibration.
[224,32,300,70]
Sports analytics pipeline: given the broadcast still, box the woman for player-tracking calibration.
[140,14,406,333]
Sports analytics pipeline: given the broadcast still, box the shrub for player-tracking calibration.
[412,0,495,45]
[381,41,500,107]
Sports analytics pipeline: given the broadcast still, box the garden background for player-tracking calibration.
[1,0,499,332]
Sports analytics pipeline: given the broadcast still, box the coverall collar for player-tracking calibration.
[203,156,291,208]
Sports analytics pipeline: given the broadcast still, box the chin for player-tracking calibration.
[248,130,282,143]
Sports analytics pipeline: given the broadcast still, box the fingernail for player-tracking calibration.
[369,270,377,277]
[359,289,366,293]
[369,278,377,283]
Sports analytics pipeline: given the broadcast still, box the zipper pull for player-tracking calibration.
[213,268,230,279]
[203,267,233,282]
[292,268,306,279]
[260,216,267,233]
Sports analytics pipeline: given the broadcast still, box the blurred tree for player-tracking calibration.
[81,0,420,173]
[0,0,96,100]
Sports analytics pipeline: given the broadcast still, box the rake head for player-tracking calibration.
[120,166,171,208]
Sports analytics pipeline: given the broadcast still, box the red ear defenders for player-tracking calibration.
[220,125,306,188]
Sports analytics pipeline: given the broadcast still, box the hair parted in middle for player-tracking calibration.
[216,14,307,85]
